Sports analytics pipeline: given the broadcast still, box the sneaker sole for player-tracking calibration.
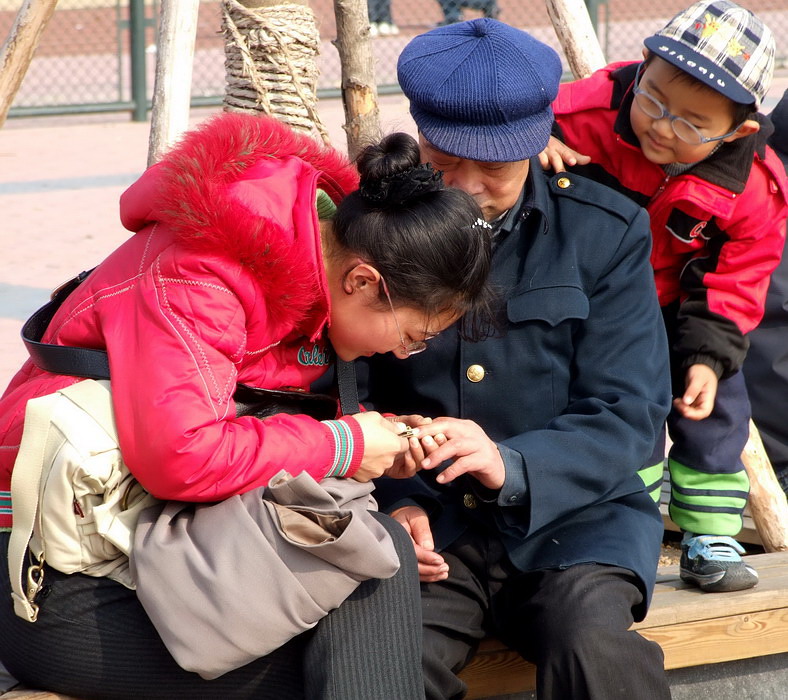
[681,566,758,593]
[680,567,725,586]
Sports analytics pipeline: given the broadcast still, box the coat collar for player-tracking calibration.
[494,161,551,246]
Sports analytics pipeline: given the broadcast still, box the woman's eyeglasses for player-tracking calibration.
[632,63,743,146]
[379,276,428,356]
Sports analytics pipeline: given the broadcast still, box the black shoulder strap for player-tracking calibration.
[21,270,359,412]
[21,269,110,380]
[335,359,359,417]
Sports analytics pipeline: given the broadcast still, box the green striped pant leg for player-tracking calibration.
[667,458,749,536]
[637,461,666,504]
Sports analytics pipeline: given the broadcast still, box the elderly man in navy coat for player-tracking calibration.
[359,20,673,700]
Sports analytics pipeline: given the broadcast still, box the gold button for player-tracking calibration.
[557,176,571,189]
[466,364,485,383]
[463,493,477,509]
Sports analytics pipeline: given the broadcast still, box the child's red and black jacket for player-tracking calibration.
[553,61,788,379]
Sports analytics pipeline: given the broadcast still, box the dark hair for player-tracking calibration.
[332,132,495,339]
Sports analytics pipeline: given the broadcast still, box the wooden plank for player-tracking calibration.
[462,650,536,700]
[642,607,788,669]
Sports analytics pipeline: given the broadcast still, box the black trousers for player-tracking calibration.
[421,527,670,700]
[0,512,424,700]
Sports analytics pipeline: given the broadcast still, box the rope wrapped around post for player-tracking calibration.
[221,0,330,144]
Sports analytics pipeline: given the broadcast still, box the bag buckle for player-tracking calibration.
[49,269,93,302]
[24,556,46,622]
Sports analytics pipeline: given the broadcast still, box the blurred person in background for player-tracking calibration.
[743,88,788,495]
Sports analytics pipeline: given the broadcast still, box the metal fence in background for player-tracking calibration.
[1,0,787,120]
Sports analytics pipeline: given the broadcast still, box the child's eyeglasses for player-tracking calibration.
[379,276,428,356]
[633,63,743,146]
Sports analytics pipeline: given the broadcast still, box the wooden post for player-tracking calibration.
[147,0,201,166]
[545,0,606,79]
[333,0,381,160]
[741,419,788,551]
[0,0,59,128]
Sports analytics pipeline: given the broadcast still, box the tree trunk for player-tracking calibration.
[333,0,380,160]
[0,0,59,127]
[545,0,605,79]
[147,0,201,166]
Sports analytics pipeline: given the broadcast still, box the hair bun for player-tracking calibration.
[360,163,443,205]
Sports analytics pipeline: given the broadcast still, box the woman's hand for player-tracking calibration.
[384,414,446,479]
[673,364,718,420]
[538,135,591,173]
[417,417,505,490]
[351,411,411,481]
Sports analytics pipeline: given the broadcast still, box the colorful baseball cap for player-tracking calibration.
[644,0,775,108]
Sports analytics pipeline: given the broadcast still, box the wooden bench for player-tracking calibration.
[5,551,787,700]
[458,550,788,699]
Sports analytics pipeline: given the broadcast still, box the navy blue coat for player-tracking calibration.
[360,164,672,614]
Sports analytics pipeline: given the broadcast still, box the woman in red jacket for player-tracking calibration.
[0,113,493,699]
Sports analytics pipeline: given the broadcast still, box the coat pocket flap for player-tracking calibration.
[507,286,589,326]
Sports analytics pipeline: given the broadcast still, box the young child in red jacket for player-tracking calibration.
[548,0,788,592]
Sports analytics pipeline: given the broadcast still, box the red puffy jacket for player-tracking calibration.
[0,114,363,529]
[553,61,788,378]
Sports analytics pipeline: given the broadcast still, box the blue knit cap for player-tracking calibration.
[397,19,562,162]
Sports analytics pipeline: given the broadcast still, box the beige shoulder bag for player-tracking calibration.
[9,379,159,622]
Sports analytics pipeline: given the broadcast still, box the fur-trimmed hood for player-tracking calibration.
[119,113,359,328]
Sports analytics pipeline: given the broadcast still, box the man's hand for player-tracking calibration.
[538,135,591,173]
[673,364,718,420]
[391,505,449,582]
[417,417,505,490]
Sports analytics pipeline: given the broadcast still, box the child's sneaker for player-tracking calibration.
[680,533,758,592]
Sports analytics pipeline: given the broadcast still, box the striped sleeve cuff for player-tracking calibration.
[0,490,11,518]
[321,416,363,478]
